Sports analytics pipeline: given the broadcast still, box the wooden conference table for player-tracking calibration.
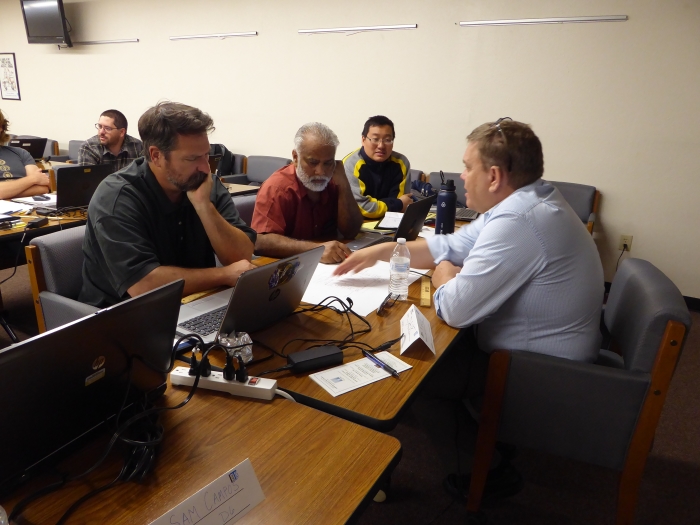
[0,377,401,524]
[241,255,464,432]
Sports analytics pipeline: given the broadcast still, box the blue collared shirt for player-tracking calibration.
[427,180,604,361]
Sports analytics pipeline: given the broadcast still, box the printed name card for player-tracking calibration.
[400,304,436,355]
[150,458,264,525]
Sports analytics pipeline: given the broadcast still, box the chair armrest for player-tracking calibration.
[49,155,70,162]
[39,291,99,331]
[495,350,650,470]
[220,174,250,184]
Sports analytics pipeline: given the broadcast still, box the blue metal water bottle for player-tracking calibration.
[435,179,457,234]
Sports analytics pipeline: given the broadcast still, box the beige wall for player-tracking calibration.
[2,0,699,296]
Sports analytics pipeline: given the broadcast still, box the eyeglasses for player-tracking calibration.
[377,293,399,316]
[365,137,394,145]
[95,123,119,133]
[491,117,513,171]
[492,117,513,137]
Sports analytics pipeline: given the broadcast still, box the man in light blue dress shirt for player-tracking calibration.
[335,118,604,500]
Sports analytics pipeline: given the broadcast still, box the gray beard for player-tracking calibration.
[297,164,331,192]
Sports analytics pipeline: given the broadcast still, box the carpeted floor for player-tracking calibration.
[2,265,698,524]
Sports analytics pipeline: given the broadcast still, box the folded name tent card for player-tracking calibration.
[150,458,264,525]
[400,304,436,355]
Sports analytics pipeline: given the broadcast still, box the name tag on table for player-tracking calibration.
[150,458,264,525]
[400,304,436,355]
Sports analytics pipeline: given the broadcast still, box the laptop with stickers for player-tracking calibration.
[176,246,324,343]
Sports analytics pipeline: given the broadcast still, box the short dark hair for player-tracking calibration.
[100,109,128,131]
[138,102,215,161]
[0,109,9,145]
[467,119,544,189]
[362,115,395,138]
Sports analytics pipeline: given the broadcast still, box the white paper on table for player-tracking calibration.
[377,211,402,229]
[302,261,424,317]
[149,458,264,525]
[12,194,57,206]
[400,304,436,355]
[418,225,435,238]
[0,200,33,214]
[309,351,412,397]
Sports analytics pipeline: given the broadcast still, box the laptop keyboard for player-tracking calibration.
[456,208,479,221]
[178,306,227,336]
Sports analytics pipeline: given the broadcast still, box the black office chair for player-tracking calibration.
[465,258,692,525]
[210,144,245,176]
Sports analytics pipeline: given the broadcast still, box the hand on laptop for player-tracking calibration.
[399,194,413,212]
[223,259,257,287]
[320,240,352,264]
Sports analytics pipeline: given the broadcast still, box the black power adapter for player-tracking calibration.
[287,345,344,373]
[26,217,49,229]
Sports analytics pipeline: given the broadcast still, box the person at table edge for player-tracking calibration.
[342,115,412,218]
[0,108,51,199]
[79,102,256,308]
[252,122,363,264]
[334,118,604,497]
[78,109,143,171]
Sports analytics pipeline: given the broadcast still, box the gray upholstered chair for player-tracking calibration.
[232,194,257,226]
[548,180,600,234]
[428,171,464,205]
[25,225,98,332]
[67,140,83,163]
[243,155,291,186]
[466,258,692,525]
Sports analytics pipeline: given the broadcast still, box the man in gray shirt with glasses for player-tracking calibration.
[78,109,143,170]
[342,115,412,219]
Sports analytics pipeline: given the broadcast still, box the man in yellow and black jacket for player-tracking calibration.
[342,115,412,219]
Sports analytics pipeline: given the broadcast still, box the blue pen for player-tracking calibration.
[362,349,400,379]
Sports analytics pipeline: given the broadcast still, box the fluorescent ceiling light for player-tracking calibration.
[170,32,258,41]
[458,15,628,27]
[299,24,417,35]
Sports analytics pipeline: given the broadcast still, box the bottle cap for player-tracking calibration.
[441,179,456,191]
[397,238,406,244]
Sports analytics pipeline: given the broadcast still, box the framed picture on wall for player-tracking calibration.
[0,53,21,100]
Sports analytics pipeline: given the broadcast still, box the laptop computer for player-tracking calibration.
[0,279,184,495]
[9,137,48,159]
[347,193,437,251]
[429,203,480,222]
[55,163,115,209]
[176,246,324,343]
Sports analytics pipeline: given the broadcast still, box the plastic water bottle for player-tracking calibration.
[0,505,8,525]
[389,238,411,300]
[435,179,457,234]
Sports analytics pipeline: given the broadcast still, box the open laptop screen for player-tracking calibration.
[0,279,184,496]
[8,138,48,159]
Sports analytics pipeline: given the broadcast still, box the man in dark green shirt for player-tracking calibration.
[79,102,256,308]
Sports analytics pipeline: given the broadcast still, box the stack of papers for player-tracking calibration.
[301,261,426,316]
[12,194,57,207]
[0,200,33,214]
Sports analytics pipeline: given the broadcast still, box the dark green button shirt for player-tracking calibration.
[79,157,256,308]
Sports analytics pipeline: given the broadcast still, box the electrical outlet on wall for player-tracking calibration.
[619,234,633,251]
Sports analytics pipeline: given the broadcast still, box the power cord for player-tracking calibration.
[0,231,28,287]
[9,333,212,524]
[615,242,629,271]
